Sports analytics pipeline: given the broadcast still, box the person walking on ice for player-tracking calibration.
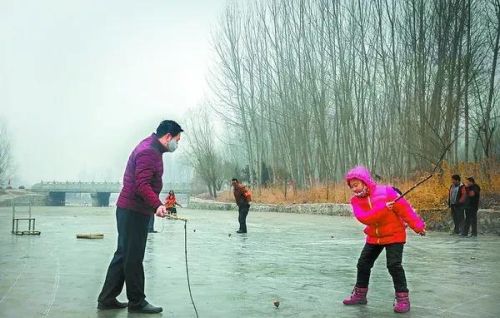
[342,166,426,313]
[232,178,252,234]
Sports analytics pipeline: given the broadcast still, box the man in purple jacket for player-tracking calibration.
[97,120,183,314]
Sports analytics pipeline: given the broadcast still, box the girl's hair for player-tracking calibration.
[345,166,377,191]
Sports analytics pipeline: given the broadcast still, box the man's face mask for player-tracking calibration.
[167,138,178,152]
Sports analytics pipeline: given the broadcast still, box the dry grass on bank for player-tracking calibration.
[215,161,499,210]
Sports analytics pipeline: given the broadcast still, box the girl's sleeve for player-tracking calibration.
[389,188,426,233]
[351,198,388,224]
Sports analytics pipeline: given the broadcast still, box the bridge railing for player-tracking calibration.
[31,181,192,194]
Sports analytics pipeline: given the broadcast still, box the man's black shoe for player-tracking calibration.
[149,230,158,233]
[128,302,163,314]
[97,299,128,310]
[236,230,247,234]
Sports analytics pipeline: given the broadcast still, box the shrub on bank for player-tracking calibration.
[215,161,499,211]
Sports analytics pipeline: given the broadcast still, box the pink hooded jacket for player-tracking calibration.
[345,166,426,245]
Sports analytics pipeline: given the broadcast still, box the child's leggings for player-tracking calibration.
[355,243,408,293]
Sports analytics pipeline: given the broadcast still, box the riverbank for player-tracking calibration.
[0,189,45,207]
[189,198,500,235]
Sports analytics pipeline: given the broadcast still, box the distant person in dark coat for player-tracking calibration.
[448,174,467,235]
[232,178,251,233]
[462,177,480,237]
[148,211,158,233]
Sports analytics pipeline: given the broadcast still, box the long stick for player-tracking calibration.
[394,135,459,202]
[394,175,433,202]
[166,215,188,222]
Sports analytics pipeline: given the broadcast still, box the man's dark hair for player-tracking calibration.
[156,120,184,137]
[466,176,475,183]
[451,174,461,181]
[231,178,239,182]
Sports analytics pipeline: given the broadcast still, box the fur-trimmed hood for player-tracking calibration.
[345,166,377,192]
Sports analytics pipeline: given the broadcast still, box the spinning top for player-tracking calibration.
[193,229,196,232]
[228,233,232,237]
[273,300,280,308]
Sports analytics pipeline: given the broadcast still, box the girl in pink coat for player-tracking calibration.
[343,166,426,313]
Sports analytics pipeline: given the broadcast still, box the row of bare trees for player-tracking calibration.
[192,0,499,192]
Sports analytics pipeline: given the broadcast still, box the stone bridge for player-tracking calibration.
[30,181,191,207]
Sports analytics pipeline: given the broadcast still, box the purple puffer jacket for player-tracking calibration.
[116,134,167,215]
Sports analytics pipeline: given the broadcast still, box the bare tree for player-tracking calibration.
[479,0,500,158]
[183,106,221,198]
[0,119,13,187]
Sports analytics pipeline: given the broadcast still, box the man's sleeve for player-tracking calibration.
[135,150,162,209]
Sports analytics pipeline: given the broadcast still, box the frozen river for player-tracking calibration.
[1,206,499,317]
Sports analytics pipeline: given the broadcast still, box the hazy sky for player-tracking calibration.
[1,0,227,185]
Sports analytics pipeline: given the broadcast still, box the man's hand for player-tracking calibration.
[386,201,395,210]
[155,205,168,218]
[418,229,426,236]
